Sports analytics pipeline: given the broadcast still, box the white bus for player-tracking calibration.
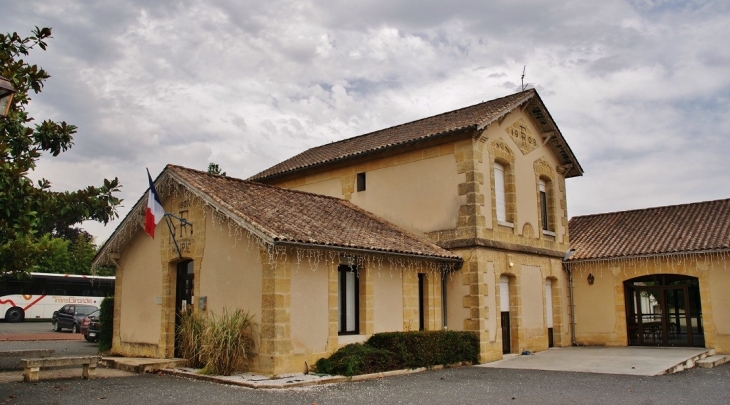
[0,272,114,322]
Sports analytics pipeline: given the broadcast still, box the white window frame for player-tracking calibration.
[495,162,507,223]
[338,265,359,335]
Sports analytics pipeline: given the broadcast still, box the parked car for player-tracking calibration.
[80,309,100,342]
[51,304,98,333]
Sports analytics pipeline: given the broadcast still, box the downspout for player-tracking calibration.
[562,249,578,346]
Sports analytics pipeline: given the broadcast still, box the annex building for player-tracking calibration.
[567,198,730,352]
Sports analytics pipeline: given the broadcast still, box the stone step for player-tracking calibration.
[696,355,730,368]
[102,357,187,373]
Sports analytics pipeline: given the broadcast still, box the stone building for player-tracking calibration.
[95,88,584,372]
[566,198,730,353]
[250,88,583,362]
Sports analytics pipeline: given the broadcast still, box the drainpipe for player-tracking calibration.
[562,249,578,346]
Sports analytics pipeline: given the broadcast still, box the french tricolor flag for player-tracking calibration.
[145,169,165,238]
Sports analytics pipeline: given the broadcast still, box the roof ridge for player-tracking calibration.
[303,89,535,153]
[570,197,730,221]
[249,89,551,181]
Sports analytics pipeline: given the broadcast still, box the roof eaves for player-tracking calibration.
[565,247,730,263]
[527,92,584,178]
[274,239,463,263]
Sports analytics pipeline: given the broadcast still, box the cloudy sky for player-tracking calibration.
[2,0,729,244]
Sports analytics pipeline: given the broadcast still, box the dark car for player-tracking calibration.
[51,304,98,333]
[80,309,100,342]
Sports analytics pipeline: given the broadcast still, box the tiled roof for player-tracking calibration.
[165,165,460,261]
[567,198,730,261]
[250,89,583,181]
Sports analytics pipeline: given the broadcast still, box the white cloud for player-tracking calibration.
[2,0,729,244]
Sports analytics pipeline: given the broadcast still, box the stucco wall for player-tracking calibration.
[349,155,462,234]
[373,270,404,333]
[445,269,470,331]
[118,231,163,345]
[290,263,329,354]
[199,221,263,324]
[273,145,464,235]
[521,265,544,330]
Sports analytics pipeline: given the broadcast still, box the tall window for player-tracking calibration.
[539,179,548,231]
[338,265,359,335]
[494,162,507,223]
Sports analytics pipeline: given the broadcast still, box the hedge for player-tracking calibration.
[367,330,479,368]
[98,296,114,351]
[315,330,479,376]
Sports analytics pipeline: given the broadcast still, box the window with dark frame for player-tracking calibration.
[356,172,366,192]
[338,265,359,335]
[418,273,426,331]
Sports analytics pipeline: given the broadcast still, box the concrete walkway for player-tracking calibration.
[477,346,711,376]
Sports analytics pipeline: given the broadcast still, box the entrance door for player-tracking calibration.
[500,276,511,354]
[174,260,194,357]
[625,275,703,347]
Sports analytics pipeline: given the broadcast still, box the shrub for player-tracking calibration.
[314,344,398,377]
[199,309,258,376]
[314,331,479,376]
[98,296,114,352]
[367,330,479,368]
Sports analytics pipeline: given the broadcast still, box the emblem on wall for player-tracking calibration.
[168,198,195,255]
[506,118,539,155]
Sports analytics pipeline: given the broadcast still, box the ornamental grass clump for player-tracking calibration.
[199,309,258,376]
[176,310,207,368]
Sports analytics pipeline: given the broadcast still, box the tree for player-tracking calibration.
[207,162,226,176]
[0,27,122,276]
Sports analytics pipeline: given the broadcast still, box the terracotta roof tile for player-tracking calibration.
[167,165,460,261]
[568,198,730,261]
[250,89,582,180]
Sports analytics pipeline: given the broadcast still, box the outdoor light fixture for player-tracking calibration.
[587,273,595,285]
[0,76,15,117]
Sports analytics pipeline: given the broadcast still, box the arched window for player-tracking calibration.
[495,162,507,223]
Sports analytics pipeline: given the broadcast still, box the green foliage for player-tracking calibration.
[0,27,122,276]
[34,234,70,273]
[68,233,98,275]
[207,162,226,176]
[314,331,479,376]
[98,296,114,351]
[314,344,398,377]
[199,309,257,376]
[176,308,258,376]
[366,330,480,368]
[177,310,207,368]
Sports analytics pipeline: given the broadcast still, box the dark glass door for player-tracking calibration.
[625,275,703,347]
